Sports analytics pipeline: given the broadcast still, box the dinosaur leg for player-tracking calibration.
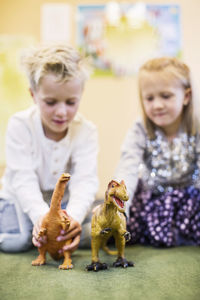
[86,237,108,272]
[113,233,134,268]
[59,251,73,270]
[32,247,46,266]
[59,239,73,270]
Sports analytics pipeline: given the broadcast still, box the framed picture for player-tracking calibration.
[76,3,181,76]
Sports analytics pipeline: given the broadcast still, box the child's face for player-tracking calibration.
[140,71,190,138]
[31,74,83,141]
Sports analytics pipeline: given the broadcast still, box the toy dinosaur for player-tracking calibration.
[86,179,134,271]
[32,173,73,270]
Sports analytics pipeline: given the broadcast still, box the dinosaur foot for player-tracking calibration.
[113,257,134,268]
[59,258,73,270]
[86,262,108,272]
[32,258,46,266]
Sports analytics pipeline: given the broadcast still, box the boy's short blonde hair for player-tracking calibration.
[21,44,89,90]
[138,57,199,138]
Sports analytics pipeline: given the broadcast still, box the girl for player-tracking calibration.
[115,57,200,247]
[0,44,99,252]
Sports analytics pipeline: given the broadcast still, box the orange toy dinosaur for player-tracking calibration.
[32,173,73,270]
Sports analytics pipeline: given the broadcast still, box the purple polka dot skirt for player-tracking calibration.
[127,180,200,247]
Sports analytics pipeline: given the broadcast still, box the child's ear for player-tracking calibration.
[183,88,191,105]
[29,88,36,103]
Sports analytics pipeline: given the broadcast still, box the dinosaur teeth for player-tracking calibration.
[114,196,124,208]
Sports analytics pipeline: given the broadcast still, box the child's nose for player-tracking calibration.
[55,103,68,116]
[153,98,164,109]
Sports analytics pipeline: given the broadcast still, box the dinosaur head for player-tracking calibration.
[60,173,71,182]
[105,180,129,213]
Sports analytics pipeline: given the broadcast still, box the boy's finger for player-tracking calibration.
[57,227,81,241]
[32,236,41,248]
[56,235,66,242]
[39,236,47,244]
[62,235,80,252]
[58,249,63,254]
[61,228,81,241]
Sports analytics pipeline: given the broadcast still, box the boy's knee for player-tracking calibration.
[0,232,32,253]
[79,221,91,248]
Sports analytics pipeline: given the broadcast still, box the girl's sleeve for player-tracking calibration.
[66,125,99,224]
[114,121,146,216]
[5,117,49,224]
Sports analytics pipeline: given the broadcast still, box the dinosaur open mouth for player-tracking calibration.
[113,196,124,209]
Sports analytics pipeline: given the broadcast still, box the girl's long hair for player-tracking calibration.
[138,57,200,139]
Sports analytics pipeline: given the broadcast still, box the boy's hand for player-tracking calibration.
[57,216,82,253]
[32,216,47,247]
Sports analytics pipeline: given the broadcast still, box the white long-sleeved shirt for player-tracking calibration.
[0,105,99,225]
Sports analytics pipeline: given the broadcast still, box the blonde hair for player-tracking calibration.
[21,44,89,90]
[138,57,199,139]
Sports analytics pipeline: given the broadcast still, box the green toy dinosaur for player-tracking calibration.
[86,179,134,271]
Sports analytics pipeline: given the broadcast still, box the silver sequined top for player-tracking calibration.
[143,129,200,193]
[115,120,200,213]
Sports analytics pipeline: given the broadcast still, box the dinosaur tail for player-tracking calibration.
[102,245,117,256]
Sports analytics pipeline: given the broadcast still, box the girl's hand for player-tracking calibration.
[57,216,82,253]
[32,216,47,247]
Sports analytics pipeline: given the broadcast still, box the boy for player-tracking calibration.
[0,44,98,253]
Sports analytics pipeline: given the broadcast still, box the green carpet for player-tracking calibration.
[0,245,199,300]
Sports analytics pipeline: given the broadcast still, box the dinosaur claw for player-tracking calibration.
[59,263,73,270]
[113,257,134,268]
[123,231,131,242]
[86,262,108,272]
[100,228,112,235]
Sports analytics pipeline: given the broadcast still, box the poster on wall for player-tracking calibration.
[76,3,181,77]
[41,3,72,43]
